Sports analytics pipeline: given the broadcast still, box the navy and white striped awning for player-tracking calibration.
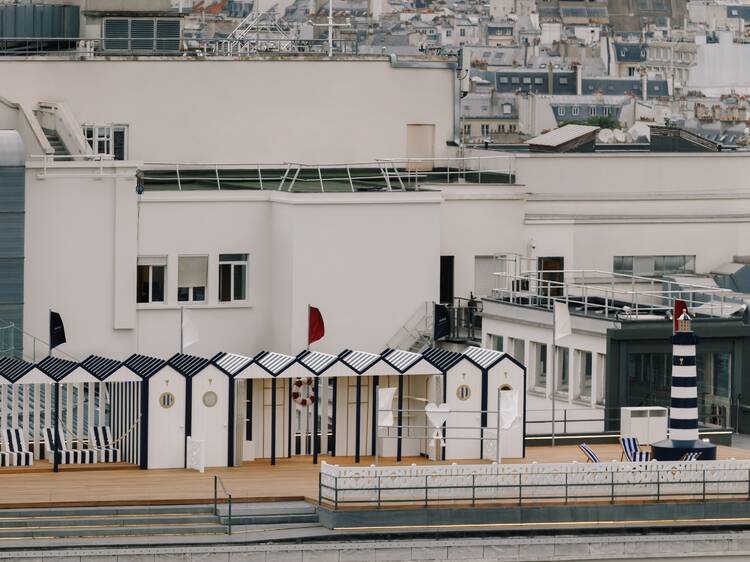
[463,347,509,371]
[380,348,442,376]
[422,347,466,373]
[211,352,254,377]
[240,351,297,379]
[296,350,353,377]
[80,355,123,381]
[124,354,167,379]
[0,357,35,384]
[168,353,210,377]
[36,356,92,383]
[338,349,382,376]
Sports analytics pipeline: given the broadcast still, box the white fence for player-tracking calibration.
[319,460,750,508]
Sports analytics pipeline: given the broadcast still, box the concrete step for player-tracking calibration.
[221,513,318,525]
[218,501,318,526]
[0,504,215,519]
[0,514,220,529]
[0,523,226,539]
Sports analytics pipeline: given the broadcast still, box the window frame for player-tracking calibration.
[219,253,249,303]
[137,259,167,304]
[82,124,128,160]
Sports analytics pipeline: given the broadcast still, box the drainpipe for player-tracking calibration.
[547,62,553,95]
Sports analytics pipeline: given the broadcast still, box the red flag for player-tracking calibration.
[308,306,325,346]
[674,299,688,332]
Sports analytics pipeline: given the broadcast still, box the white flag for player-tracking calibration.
[499,390,519,429]
[182,308,199,351]
[553,300,571,342]
[377,387,397,427]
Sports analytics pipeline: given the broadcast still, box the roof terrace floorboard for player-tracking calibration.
[0,444,746,509]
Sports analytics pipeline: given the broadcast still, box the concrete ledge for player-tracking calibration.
[319,500,750,530]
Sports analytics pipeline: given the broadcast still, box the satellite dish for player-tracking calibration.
[613,129,626,143]
[598,129,614,144]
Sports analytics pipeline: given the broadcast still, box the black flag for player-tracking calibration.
[49,310,66,349]
[433,303,451,340]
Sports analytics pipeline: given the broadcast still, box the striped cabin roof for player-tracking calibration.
[36,356,80,382]
[297,350,339,375]
[123,354,167,379]
[168,353,210,377]
[422,347,465,372]
[463,347,508,370]
[380,348,424,373]
[253,351,296,376]
[211,352,254,376]
[338,349,382,374]
[0,357,35,383]
[80,355,123,381]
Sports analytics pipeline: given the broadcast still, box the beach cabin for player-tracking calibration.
[376,349,443,460]
[168,354,231,468]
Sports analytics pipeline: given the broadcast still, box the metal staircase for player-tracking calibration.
[386,302,434,353]
[42,128,70,159]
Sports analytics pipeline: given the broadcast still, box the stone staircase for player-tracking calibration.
[0,504,225,539]
[0,501,319,541]
[42,128,70,158]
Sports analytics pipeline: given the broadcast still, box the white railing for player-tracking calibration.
[319,459,750,508]
[490,255,743,320]
[140,155,518,193]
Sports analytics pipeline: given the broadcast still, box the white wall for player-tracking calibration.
[0,58,455,164]
[23,163,442,360]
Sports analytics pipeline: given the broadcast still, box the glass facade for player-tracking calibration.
[625,349,732,427]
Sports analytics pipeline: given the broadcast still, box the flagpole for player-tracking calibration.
[307,305,310,351]
[180,307,184,354]
[551,300,556,447]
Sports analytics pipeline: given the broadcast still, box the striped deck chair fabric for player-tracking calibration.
[43,427,96,465]
[578,443,601,463]
[619,436,646,462]
[89,426,120,463]
[2,428,33,466]
[680,451,701,461]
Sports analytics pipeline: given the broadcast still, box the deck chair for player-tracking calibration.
[2,428,33,466]
[680,451,701,461]
[620,436,650,462]
[43,427,96,465]
[579,443,601,463]
[89,426,120,463]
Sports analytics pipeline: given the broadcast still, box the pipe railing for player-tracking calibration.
[491,263,740,320]
[213,475,233,535]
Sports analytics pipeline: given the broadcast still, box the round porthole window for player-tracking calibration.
[202,391,218,408]
[456,384,471,401]
[159,392,175,409]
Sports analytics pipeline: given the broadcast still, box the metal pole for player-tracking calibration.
[180,307,184,354]
[551,302,557,447]
[374,386,379,464]
[495,387,502,464]
[328,0,333,57]
[313,376,320,464]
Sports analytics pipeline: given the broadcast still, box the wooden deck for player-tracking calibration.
[0,444,747,509]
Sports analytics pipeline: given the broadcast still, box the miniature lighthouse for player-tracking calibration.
[651,307,717,460]
[668,312,699,442]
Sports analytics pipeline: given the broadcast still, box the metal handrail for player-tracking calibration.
[213,475,233,535]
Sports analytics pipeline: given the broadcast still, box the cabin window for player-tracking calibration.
[219,254,248,302]
[159,392,175,409]
[137,257,166,304]
[202,391,218,408]
[456,384,471,401]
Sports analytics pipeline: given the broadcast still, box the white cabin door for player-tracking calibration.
[148,372,186,469]
[191,372,229,467]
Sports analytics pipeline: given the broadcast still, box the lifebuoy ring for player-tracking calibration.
[292,377,315,406]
